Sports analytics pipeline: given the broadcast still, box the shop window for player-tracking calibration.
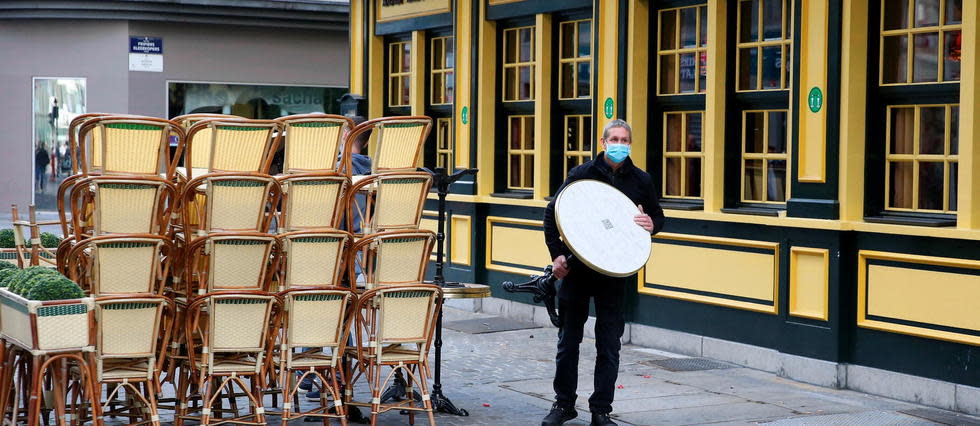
[435,117,454,169]
[431,36,455,105]
[503,26,536,101]
[741,110,789,203]
[564,115,592,175]
[663,112,704,199]
[880,0,962,84]
[736,0,792,91]
[388,41,412,107]
[559,19,592,99]
[885,104,959,212]
[658,5,708,95]
[507,115,535,190]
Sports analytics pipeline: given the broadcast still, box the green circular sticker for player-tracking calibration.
[603,97,614,119]
[461,106,469,125]
[807,87,823,113]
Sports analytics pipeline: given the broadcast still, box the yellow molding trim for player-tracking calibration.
[450,215,472,266]
[789,246,829,321]
[654,232,780,251]
[638,288,780,315]
[958,0,979,229]
[485,216,547,275]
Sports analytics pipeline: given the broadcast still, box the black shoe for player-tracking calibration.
[590,412,617,426]
[542,403,577,426]
[298,375,313,392]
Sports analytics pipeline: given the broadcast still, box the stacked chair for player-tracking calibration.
[4,112,446,426]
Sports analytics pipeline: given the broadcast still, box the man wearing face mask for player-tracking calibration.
[541,119,665,426]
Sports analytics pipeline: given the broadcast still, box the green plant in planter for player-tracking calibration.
[0,229,14,249]
[7,267,60,296]
[0,268,17,287]
[0,262,17,271]
[40,232,62,248]
[25,275,84,301]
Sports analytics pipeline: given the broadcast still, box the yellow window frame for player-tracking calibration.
[388,41,412,107]
[563,115,592,175]
[735,0,793,92]
[503,26,536,102]
[657,4,709,96]
[884,104,959,213]
[558,19,593,100]
[663,111,705,199]
[878,0,962,86]
[430,36,455,105]
[436,117,454,169]
[740,109,791,203]
[507,115,535,190]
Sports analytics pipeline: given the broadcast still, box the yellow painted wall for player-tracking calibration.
[789,247,829,320]
[451,215,472,265]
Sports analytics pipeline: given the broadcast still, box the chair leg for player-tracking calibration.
[416,363,436,426]
[280,368,292,426]
[173,368,189,426]
[370,364,382,426]
[405,366,415,426]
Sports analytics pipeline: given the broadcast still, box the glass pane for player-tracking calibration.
[918,106,945,154]
[578,62,591,98]
[582,116,592,150]
[432,74,444,104]
[890,107,915,154]
[561,23,575,59]
[685,158,702,197]
[446,38,454,68]
[401,77,411,105]
[917,161,944,210]
[519,66,533,100]
[665,157,681,196]
[505,31,517,63]
[949,162,958,210]
[509,155,521,187]
[912,32,939,82]
[944,30,962,81]
[762,0,784,40]
[766,159,787,202]
[433,39,444,69]
[566,118,579,151]
[524,117,535,149]
[686,113,703,152]
[439,121,450,149]
[768,111,787,153]
[520,28,533,62]
[505,67,517,100]
[950,106,959,155]
[739,48,759,90]
[578,21,591,57]
[446,72,455,103]
[744,159,764,201]
[389,78,399,105]
[700,6,708,47]
[679,53,697,93]
[566,157,577,174]
[946,0,963,24]
[665,114,682,152]
[699,51,708,93]
[510,117,521,149]
[402,44,412,71]
[883,0,910,30]
[523,154,534,188]
[740,0,760,42]
[882,35,909,83]
[914,0,940,27]
[389,45,399,73]
[661,10,677,50]
[762,45,783,89]
[744,112,765,153]
[561,63,575,98]
[888,161,914,208]
[660,54,677,94]
[680,7,698,48]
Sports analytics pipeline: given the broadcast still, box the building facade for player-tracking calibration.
[349,0,980,403]
[0,0,350,210]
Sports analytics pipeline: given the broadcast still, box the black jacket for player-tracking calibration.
[543,152,666,262]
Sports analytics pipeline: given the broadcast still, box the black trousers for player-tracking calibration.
[553,265,627,414]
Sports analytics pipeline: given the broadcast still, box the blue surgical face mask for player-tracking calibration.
[605,143,630,163]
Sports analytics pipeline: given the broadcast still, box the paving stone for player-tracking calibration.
[615,401,796,425]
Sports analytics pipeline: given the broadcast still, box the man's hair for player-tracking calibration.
[602,119,632,140]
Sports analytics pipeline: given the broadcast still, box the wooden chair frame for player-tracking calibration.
[347,230,436,290]
[180,172,281,240]
[276,113,355,175]
[182,118,283,181]
[76,115,185,180]
[344,172,433,237]
[277,172,350,232]
[64,234,173,296]
[67,175,177,242]
[182,232,279,297]
[340,116,432,176]
[276,230,351,291]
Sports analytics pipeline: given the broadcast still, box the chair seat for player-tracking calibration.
[174,167,210,179]
[194,357,261,373]
[275,353,339,368]
[349,344,423,363]
[72,359,153,381]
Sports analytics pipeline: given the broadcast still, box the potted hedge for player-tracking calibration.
[0,266,93,352]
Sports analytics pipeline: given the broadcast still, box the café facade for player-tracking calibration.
[348,0,980,412]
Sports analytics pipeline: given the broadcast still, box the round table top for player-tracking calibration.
[424,282,492,299]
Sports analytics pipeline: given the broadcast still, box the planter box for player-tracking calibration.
[0,288,93,353]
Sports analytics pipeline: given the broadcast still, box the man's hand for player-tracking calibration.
[634,204,654,233]
[552,255,569,279]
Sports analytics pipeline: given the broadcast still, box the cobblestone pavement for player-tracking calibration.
[66,308,980,425]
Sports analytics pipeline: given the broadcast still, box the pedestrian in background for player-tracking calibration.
[35,144,50,193]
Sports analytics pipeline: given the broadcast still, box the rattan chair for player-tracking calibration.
[341,116,432,177]
[76,115,184,180]
[67,175,177,241]
[64,234,172,296]
[347,230,436,290]
[347,284,442,426]
[174,291,277,426]
[276,230,351,291]
[181,118,282,181]
[172,114,238,181]
[345,172,432,237]
[180,172,281,239]
[277,173,350,232]
[276,114,355,175]
[182,232,278,297]
[274,287,356,425]
[58,113,113,237]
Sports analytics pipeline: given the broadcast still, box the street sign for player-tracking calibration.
[129,36,163,72]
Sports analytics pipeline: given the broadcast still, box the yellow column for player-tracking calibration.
[837,0,868,222]
[957,0,980,229]
[349,0,364,94]
[476,1,497,196]
[455,0,473,169]
[411,30,427,116]
[702,0,728,213]
[625,0,649,170]
[797,0,830,183]
[534,14,552,200]
[367,4,384,119]
[595,0,619,143]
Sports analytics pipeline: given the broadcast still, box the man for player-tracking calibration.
[35,144,50,193]
[541,119,665,426]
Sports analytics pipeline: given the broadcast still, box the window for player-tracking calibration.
[729,0,793,207]
[559,20,592,99]
[388,41,411,107]
[431,36,455,105]
[507,115,535,189]
[564,115,592,175]
[658,5,708,95]
[435,117,453,169]
[869,0,961,222]
[663,112,704,199]
[503,26,535,101]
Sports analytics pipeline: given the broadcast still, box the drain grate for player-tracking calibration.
[900,408,980,425]
[639,357,736,372]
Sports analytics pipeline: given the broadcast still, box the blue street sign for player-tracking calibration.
[130,37,163,54]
